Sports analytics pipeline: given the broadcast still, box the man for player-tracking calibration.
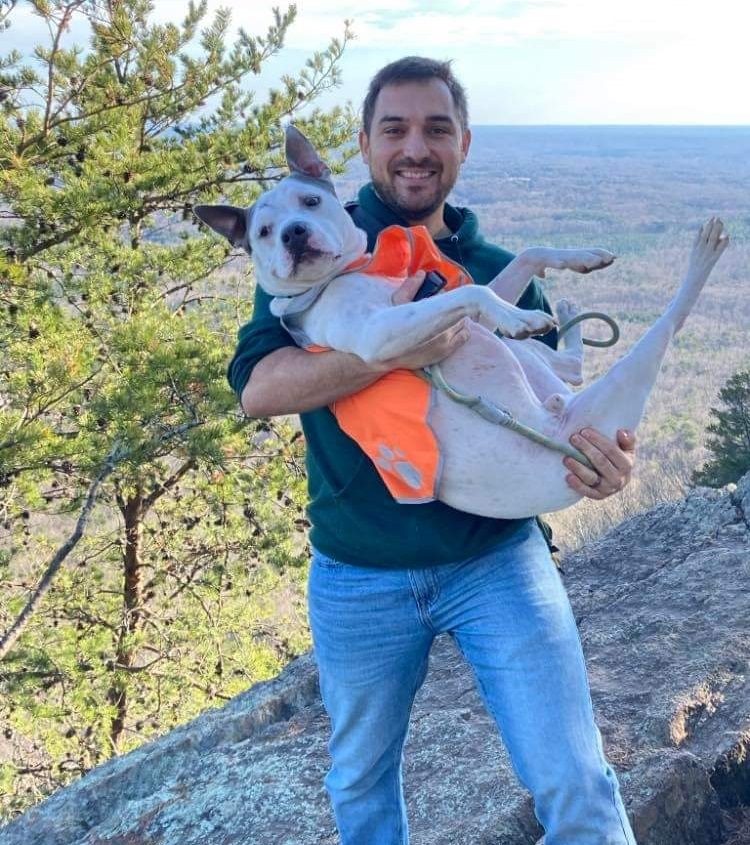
[228,57,637,845]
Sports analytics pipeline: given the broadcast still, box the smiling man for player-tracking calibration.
[228,57,637,845]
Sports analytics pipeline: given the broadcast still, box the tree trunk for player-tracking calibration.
[107,490,144,749]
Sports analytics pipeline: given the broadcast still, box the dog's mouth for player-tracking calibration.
[267,219,364,293]
[278,245,346,289]
[289,245,328,274]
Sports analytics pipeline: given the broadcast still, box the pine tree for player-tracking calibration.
[0,0,355,814]
[692,370,750,488]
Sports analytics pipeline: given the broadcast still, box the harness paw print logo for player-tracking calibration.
[374,443,424,491]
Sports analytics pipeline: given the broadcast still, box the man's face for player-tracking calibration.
[359,79,471,227]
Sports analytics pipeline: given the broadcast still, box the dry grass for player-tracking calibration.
[546,453,690,556]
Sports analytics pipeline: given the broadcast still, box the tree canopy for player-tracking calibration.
[0,0,356,815]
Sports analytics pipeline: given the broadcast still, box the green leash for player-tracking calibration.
[422,312,620,469]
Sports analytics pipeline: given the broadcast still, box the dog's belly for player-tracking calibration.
[429,326,580,518]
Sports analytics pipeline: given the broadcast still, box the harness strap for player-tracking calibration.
[421,365,594,467]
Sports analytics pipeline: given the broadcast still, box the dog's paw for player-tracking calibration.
[555,298,579,326]
[503,309,558,340]
[689,217,730,277]
[546,247,616,275]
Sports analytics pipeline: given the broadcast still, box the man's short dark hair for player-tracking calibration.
[361,56,469,136]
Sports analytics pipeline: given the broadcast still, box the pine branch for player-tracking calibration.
[0,420,204,661]
[0,440,125,660]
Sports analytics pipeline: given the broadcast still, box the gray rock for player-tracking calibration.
[2,473,749,845]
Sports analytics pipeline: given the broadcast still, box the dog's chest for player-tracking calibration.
[290,273,399,351]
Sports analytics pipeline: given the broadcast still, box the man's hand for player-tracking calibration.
[563,428,636,500]
[390,271,428,306]
[379,272,470,371]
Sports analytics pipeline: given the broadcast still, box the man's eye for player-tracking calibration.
[304,195,321,207]
[259,225,270,237]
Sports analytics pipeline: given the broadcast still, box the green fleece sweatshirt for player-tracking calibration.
[227,183,556,569]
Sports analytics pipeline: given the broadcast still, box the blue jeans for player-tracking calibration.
[308,521,636,845]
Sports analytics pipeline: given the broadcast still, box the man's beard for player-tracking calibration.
[372,158,453,222]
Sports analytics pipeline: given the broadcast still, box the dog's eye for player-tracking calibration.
[303,195,321,208]
[258,225,270,238]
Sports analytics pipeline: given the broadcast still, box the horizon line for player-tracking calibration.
[469,123,750,129]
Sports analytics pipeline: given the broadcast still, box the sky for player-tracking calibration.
[7,0,749,125]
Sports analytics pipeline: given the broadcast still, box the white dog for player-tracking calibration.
[195,127,729,519]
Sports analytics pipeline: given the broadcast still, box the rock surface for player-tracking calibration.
[1,474,749,845]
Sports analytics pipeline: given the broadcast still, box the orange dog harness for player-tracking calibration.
[295,225,472,503]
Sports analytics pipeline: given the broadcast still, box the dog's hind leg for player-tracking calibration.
[536,298,585,386]
[561,218,729,439]
[500,299,585,407]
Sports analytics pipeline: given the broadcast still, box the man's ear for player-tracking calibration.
[358,129,370,165]
[193,204,250,251]
[461,128,472,163]
[285,124,334,188]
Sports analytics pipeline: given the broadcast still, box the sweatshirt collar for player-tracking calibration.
[356,183,478,247]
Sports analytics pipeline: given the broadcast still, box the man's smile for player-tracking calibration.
[395,168,437,180]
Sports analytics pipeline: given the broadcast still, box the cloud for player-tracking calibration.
[12,2,735,59]
[203,0,732,50]
[6,1,746,125]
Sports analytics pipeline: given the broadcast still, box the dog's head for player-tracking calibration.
[194,126,368,297]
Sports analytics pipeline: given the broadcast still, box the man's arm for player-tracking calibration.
[241,273,471,417]
[241,346,382,417]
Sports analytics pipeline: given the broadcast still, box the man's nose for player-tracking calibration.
[401,129,430,160]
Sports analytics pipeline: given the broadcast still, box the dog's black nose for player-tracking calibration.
[281,221,311,251]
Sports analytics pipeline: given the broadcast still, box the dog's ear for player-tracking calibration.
[285,125,334,188]
[193,204,251,251]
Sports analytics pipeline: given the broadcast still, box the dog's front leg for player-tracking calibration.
[490,247,616,304]
[340,286,557,364]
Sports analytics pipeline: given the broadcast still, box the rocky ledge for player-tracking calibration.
[1,474,749,845]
